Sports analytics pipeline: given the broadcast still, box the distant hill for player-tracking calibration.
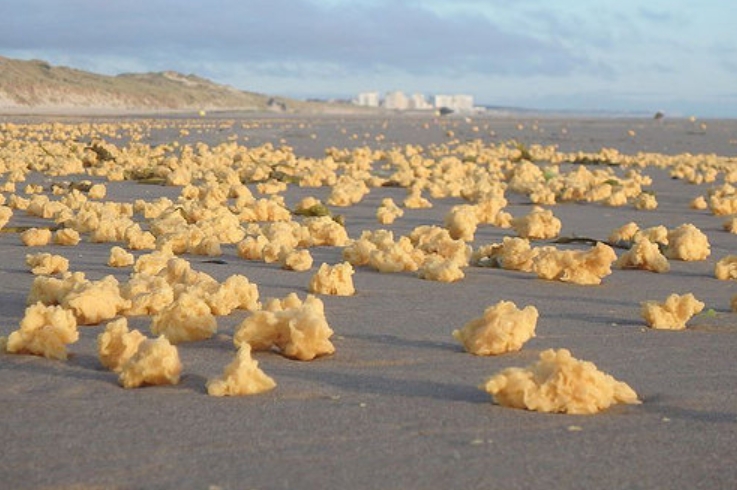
[0,56,341,114]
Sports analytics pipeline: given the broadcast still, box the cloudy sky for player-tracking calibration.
[2,0,736,116]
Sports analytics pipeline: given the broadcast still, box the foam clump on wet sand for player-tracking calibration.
[26,252,69,275]
[664,224,710,261]
[376,198,404,224]
[511,207,561,239]
[234,293,334,361]
[206,345,276,397]
[0,206,12,229]
[3,303,78,360]
[444,204,479,241]
[108,246,135,267]
[309,262,355,296]
[471,237,537,272]
[118,336,182,388]
[417,256,465,282]
[615,237,670,273]
[151,292,217,343]
[25,273,129,328]
[20,228,52,247]
[641,293,705,330]
[532,242,617,285]
[62,275,131,325]
[608,222,640,243]
[279,249,313,271]
[453,300,538,355]
[53,228,81,246]
[714,255,737,280]
[97,318,146,372]
[482,348,640,414]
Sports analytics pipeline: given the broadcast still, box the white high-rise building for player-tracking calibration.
[452,95,474,112]
[409,93,432,110]
[432,94,454,109]
[433,94,474,112]
[353,91,474,112]
[383,91,409,110]
[354,92,380,107]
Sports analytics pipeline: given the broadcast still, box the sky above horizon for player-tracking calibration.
[2,0,736,117]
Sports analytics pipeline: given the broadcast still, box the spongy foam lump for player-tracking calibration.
[97,318,146,372]
[641,293,704,330]
[206,345,276,396]
[309,262,355,296]
[118,336,182,388]
[4,303,78,360]
[234,294,334,361]
[482,348,640,414]
[453,301,538,355]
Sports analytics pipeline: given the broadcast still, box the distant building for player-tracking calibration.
[409,93,432,110]
[355,92,380,107]
[433,94,474,113]
[352,91,475,112]
[452,95,474,112]
[383,91,409,110]
[432,94,453,110]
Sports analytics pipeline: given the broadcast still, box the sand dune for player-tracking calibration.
[0,56,352,114]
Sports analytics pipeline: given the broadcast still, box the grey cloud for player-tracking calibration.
[0,0,604,77]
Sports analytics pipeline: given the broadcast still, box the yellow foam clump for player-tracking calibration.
[234,293,334,361]
[97,318,146,372]
[482,348,640,414]
[453,301,538,355]
[119,336,182,388]
[26,253,69,275]
[641,293,704,330]
[309,262,355,296]
[206,345,276,396]
[4,302,78,360]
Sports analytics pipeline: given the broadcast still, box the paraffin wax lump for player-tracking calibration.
[206,345,276,396]
[376,198,404,224]
[511,207,561,240]
[20,228,52,247]
[608,222,639,243]
[690,196,707,210]
[151,292,217,343]
[0,206,12,229]
[26,253,69,275]
[615,238,670,273]
[62,275,131,325]
[53,228,81,246]
[664,224,710,261]
[205,274,261,315]
[453,301,538,355]
[444,205,479,242]
[714,255,737,281]
[482,348,640,414]
[641,293,705,330]
[471,237,537,272]
[417,256,465,283]
[97,318,146,372]
[119,336,182,388]
[634,193,658,210]
[108,246,135,267]
[4,303,78,360]
[234,294,334,361]
[309,262,355,296]
[533,243,617,285]
[280,249,313,271]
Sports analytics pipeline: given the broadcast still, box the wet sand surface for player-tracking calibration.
[1,114,736,490]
